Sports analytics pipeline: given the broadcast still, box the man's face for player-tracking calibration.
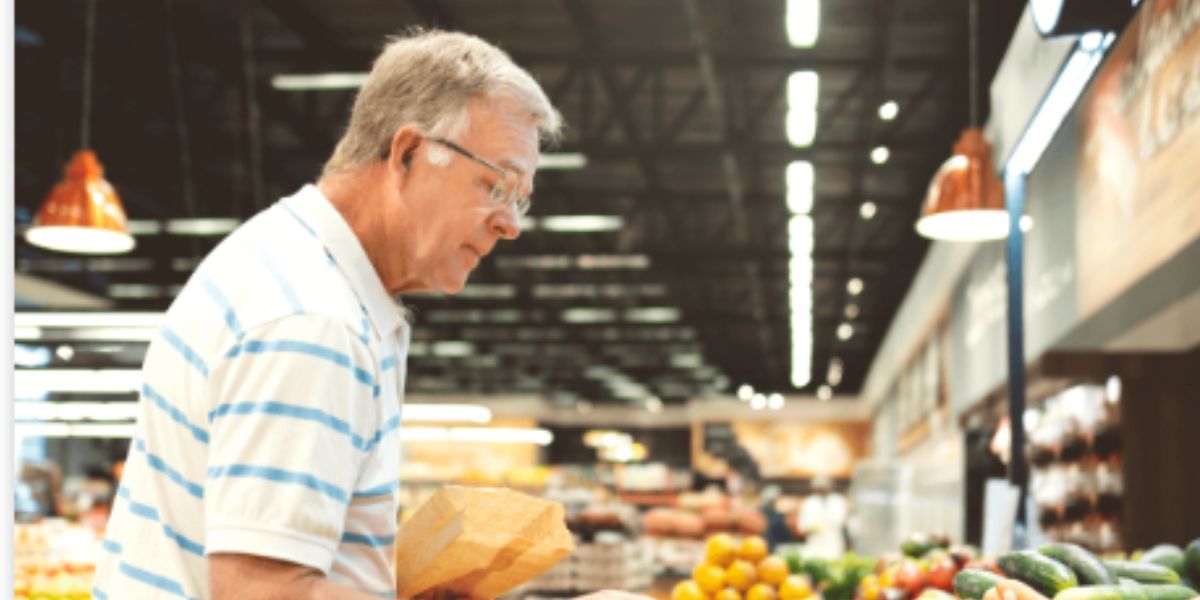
[389,98,538,294]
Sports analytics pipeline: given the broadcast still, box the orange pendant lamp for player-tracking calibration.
[25,149,135,254]
[914,127,1008,242]
[915,0,1019,243]
[24,0,134,255]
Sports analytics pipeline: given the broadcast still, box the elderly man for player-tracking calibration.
[95,30,588,599]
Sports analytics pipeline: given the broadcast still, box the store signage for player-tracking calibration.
[1077,0,1200,317]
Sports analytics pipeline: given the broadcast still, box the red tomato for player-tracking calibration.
[926,557,958,592]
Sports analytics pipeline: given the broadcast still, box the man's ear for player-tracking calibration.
[387,125,422,177]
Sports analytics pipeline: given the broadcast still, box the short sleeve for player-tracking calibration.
[202,314,380,573]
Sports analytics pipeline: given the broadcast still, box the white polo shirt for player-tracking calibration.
[95,185,409,599]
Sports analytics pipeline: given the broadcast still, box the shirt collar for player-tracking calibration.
[282,184,405,339]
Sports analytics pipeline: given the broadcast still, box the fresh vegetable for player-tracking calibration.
[915,589,956,600]
[1038,542,1116,585]
[902,532,949,558]
[995,577,1051,600]
[1141,544,1186,577]
[1184,538,1200,585]
[997,550,1078,597]
[953,569,1004,599]
[927,554,959,591]
[1053,584,1199,600]
[1105,560,1182,584]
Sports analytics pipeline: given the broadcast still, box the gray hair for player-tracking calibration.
[322,28,562,177]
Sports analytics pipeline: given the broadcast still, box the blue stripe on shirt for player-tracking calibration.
[92,586,109,600]
[119,560,195,599]
[133,439,204,500]
[341,531,395,548]
[281,201,319,240]
[207,464,349,504]
[143,383,209,444]
[380,354,398,372]
[353,479,399,499]
[159,325,208,377]
[117,486,205,557]
[363,414,401,453]
[225,339,374,389]
[199,275,245,338]
[359,304,371,345]
[247,238,304,314]
[209,401,368,451]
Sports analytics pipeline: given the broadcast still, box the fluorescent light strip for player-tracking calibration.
[539,215,624,232]
[400,427,553,445]
[15,401,139,422]
[789,215,814,387]
[562,308,617,324]
[786,0,820,48]
[126,219,242,237]
[625,307,680,323]
[1007,40,1108,175]
[786,161,815,213]
[272,72,368,91]
[14,369,143,394]
[16,312,164,328]
[15,423,137,438]
[537,153,589,170]
[787,109,818,147]
[402,404,491,424]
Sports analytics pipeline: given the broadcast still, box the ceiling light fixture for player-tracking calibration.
[737,384,754,401]
[859,201,877,220]
[25,0,134,255]
[750,393,767,410]
[767,393,785,410]
[916,0,1012,243]
[539,215,624,232]
[786,0,820,48]
[786,161,815,213]
[271,71,368,91]
[878,100,899,121]
[870,146,890,164]
[846,278,864,296]
[786,71,820,147]
[836,323,854,341]
[537,153,589,170]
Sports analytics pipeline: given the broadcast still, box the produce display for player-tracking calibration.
[857,533,1200,600]
[14,522,99,600]
[671,534,817,600]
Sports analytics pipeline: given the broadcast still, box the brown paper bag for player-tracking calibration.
[394,485,575,599]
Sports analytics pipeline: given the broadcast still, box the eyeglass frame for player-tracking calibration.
[381,134,532,216]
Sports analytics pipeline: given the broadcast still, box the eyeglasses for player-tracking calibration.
[428,137,531,217]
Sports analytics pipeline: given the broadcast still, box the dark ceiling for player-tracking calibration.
[13,0,1026,405]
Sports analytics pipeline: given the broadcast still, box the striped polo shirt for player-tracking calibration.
[95,185,409,599]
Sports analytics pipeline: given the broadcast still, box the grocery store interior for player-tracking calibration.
[10,0,1200,598]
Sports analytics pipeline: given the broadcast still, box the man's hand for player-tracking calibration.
[209,553,387,600]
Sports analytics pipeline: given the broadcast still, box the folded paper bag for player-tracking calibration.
[394,485,575,599]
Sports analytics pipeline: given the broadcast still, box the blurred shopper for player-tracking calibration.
[759,484,796,552]
[96,29,563,600]
[796,475,849,558]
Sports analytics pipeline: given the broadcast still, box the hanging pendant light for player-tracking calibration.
[915,0,1017,242]
[915,128,1008,241]
[24,0,134,254]
[25,150,135,254]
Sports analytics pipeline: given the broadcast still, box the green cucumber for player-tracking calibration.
[998,550,1078,596]
[1054,584,1199,600]
[953,569,1004,600]
[1185,538,1200,585]
[1106,560,1183,584]
[1039,542,1116,585]
[1142,544,1187,577]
